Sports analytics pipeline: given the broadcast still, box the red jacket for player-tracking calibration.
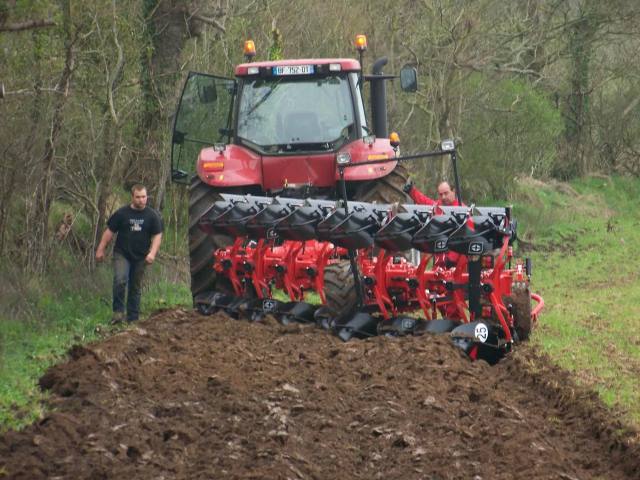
[408,185,436,205]
[408,185,461,207]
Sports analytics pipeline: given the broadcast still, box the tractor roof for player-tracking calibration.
[235,58,361,76]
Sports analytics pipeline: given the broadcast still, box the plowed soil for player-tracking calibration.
[1,308,639,479]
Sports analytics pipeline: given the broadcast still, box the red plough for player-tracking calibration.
[196,194,544,363]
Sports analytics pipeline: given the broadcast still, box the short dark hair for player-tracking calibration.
[131,183,146,194]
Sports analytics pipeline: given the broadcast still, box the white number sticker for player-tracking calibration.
[474,323,489,343]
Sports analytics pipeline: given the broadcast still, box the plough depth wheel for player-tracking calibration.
[323,260,358,323]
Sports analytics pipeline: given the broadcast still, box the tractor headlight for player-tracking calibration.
[336,152,352,165]
[441,139,455,151]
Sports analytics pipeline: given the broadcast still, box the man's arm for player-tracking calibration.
[145,233,162,264]
[95,228,114,262]
[408,186,436,206]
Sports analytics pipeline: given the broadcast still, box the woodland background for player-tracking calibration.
[1,0,640,301]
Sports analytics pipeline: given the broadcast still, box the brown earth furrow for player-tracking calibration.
[1,307,638,479]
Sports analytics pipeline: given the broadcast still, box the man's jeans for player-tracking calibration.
[113,252,147,321]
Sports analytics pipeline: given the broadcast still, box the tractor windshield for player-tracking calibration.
[236,73,366,153]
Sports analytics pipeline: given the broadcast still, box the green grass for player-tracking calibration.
[0,305,105,430]
[513,176,640,426]
[0,260,191,432]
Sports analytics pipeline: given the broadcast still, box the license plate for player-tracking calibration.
[272,65,315,76]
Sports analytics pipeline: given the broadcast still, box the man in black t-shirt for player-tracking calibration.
[96,184,163,324]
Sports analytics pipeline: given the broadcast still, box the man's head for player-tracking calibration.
[130,184,148,210]
[437,181,456,206]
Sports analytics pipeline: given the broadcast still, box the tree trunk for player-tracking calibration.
[131,0,197,208]
[0,153,17,257]
[130,0,229,209]
[564,10,597,177]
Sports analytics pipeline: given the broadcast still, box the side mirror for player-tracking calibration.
[198,84,217,103]
[399,65,417,92]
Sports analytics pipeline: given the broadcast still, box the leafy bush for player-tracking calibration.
[459,76,563,201]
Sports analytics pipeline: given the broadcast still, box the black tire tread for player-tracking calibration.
[189,177,236,297]
[323,260,358,321]
[354,162,410,204]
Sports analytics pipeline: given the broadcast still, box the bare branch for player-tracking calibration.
[2,87,67,97]
[622,96,640,120]
[191,13,226,33]
[0,18,55,32]
[107,0,125,125]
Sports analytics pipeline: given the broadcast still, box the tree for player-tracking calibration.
[133,0,228,209]
[25,0,80,274]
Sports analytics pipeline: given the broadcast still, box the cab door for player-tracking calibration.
[171,72,236,183]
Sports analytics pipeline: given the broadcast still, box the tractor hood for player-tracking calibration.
[197,139,398,191]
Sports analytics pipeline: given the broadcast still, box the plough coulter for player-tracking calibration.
[194,193,544,363]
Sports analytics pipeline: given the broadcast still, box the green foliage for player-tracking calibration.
[459,76,563,200]
[143,277,191,311]
[49,201,92,240]
[159,185,189,257]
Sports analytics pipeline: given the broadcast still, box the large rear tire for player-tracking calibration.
[353,162,410,204]
[189,177,236,298]
[505,286,533,341]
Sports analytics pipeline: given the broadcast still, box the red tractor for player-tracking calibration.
[171,36,417,302]
[171,37,544,362]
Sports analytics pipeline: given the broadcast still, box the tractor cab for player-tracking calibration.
[233,59,366,155]
[171,36,417,198]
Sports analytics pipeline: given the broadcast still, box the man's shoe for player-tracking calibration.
[111,312,125,325]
